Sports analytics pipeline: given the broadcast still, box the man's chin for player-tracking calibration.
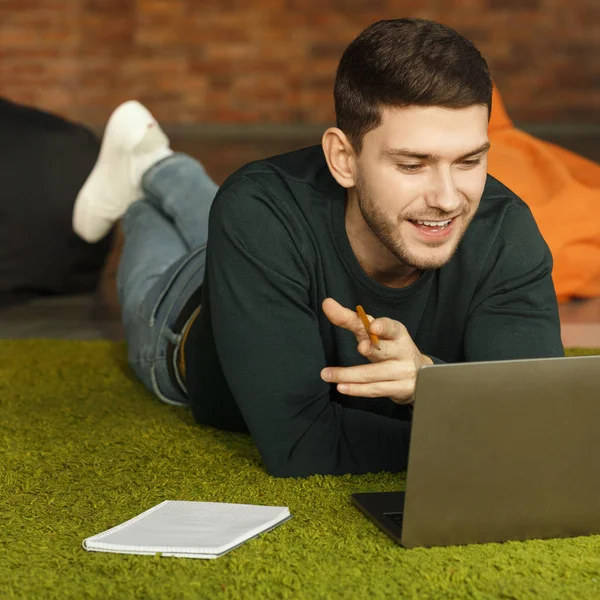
[398,237,461,270]
[402,250,456,271]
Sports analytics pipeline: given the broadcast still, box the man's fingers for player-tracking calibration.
[322,298,370,338]
[322,299,411,352]
[358,339,387,358]
[369,317,407,340]
[335,381,415,404]
[321,362,417,384]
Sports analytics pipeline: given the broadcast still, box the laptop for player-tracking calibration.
[352,355,600,548]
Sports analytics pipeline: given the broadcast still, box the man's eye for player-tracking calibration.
[461,158,481,168]
[397,164,423,173]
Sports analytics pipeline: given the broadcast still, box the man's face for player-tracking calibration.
[352,104,490,270]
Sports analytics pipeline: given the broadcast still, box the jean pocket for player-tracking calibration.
[136,244,206,327]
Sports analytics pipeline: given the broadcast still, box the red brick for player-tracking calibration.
[80,15,135,47]
[84,0,134,14]
[137,0,186,14]
[439,0,485,7]
[0,0,598,126]
[488,0,540,8]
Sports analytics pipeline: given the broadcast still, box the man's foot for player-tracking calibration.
[73,100,172,243]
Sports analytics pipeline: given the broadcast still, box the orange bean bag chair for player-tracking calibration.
[487,85,600,302]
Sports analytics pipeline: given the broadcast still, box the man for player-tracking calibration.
[74,18,564,478]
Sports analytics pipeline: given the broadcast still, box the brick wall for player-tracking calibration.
[1,0,598,128]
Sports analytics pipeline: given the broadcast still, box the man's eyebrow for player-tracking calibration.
[381,142,491,161]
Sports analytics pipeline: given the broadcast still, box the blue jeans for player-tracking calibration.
[116,153,218,406]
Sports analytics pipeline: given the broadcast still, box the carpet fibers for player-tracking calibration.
[2,340,599,600]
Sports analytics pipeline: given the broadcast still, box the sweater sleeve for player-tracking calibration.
[205,180,410,478]
[464,203,564,361]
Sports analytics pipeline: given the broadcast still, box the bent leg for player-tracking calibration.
[117,200,190,404]
[117,153,218,405]
[117,199,187,329]
[142,153,219,251]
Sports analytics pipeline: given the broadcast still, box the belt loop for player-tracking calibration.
[164,328,181,345]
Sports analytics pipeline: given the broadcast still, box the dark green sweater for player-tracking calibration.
[185,145,564,478]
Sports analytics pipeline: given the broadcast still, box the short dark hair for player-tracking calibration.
[334,18,493,152]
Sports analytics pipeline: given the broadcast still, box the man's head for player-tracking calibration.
[323,18,492,274]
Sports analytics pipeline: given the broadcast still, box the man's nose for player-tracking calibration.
[427,170,463,213]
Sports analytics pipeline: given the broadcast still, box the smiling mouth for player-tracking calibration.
[408,217,455,230]
[413,218,452,228]
[404,216,460,243]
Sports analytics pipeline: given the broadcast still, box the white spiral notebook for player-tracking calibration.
[82,500,292,559]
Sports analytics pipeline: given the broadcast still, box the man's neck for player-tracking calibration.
[345,195,421,289]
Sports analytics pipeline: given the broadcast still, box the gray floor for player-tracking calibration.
[0,294,124,341]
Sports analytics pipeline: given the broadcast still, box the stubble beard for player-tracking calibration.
[355,175,472,271]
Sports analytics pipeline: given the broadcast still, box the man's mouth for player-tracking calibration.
[412,218,452,229]
[407,217,457,238]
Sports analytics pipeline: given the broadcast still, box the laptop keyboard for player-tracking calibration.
[384,511,404,528]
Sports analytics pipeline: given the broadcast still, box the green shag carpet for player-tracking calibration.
[2,340,600,600]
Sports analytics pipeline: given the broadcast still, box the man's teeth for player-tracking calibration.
[416,219,452,227]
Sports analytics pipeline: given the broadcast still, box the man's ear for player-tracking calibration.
[321,127,357,189]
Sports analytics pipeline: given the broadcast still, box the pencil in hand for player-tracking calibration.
[356,305,380,350]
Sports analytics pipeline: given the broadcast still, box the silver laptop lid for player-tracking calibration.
[401,355,600,548]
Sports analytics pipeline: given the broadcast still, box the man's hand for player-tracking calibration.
[320,298,433,404]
